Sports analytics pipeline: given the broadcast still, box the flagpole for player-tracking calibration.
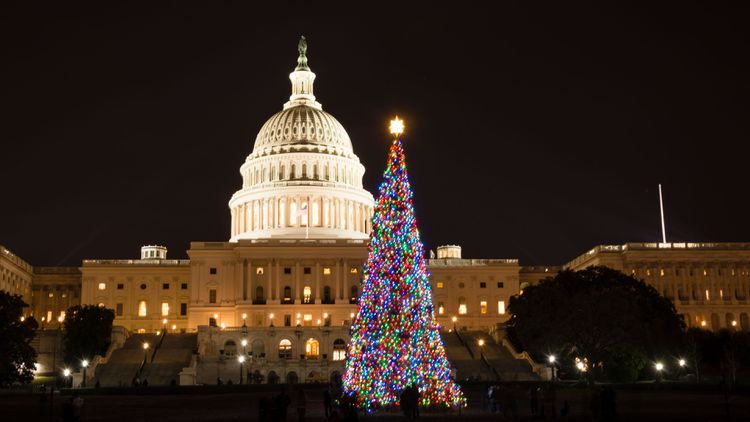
[659,184,667,244]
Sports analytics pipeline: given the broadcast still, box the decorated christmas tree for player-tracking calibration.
[342,118,464,410]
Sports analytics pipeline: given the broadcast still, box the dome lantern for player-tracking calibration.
[285,36,321,111]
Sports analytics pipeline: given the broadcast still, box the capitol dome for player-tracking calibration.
[229,37,375,241]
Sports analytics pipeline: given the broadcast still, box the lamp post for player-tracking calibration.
[548,355,556,381]
[655,362,664,383]
[162,318,168,333]
[238,355,245,385]
[63,368,71,388]
[81,360,89,388]
[451,316,458,331]
[143,342,150,363]
[241,339,248,358]
[478,339,485,357]
[269,313,275,327]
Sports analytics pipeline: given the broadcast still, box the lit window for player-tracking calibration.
[138,301,147,317]
[323,267,331,275]
[660,269,665,277]
[304,314,313,322]
[279,339,292,359]
[438,302,444,315]
[705,289,710,301]
[498,301,506,315]
[480,301,487,314]
[161,302,169,316]
[312,201,320,226]
[46,310,52,322]
[436,282,444,289]
[646,270,651,276]
[98,283,106,290]
[720,289,724,299]
[48,292,54,298]
[303,286,312,304]
[333,339,346,361]
[350,267,358,274]
[458,304,467,315]
[256,267,264,275]
[60,311,66,320]
[305,338,319,357]
[703,269,707,276]
[97,303,105,308]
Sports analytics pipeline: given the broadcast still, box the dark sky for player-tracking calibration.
[1,2,748,266]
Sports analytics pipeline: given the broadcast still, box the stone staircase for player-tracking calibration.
[94,332,196,387]
[441,329,539,382]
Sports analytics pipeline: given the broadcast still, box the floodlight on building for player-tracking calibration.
[269,313,275,320]
[323,313,328,319]
[58,316,63,323]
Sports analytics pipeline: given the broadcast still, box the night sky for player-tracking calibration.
[2,3,748,266]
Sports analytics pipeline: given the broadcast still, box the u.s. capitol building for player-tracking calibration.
[3,39,749,385]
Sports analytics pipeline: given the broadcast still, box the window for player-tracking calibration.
[116,303,123,317]
[350,267,358,274]
[497,281,504,288]
[256,267,264,275]
[498,301,506,315]
[303,314,313,326]
[305,338,320,357]
[46,310,52,322]
[284,314,292,327]
[480,282,486,288]
[333,339,347,361]
[304,267,311,275]
[98,283,106,290]
[458,282,465,289]
[284,267,292,275]
[283,286,292,303]
[209,289,217,304]
[210,267,217,275]
[438,302,445,315]
[480,301,487,314]
[350,285,358,304]
[660,269,665,277]
[436,282,444,289]
[279,339,292,359]
[223,340,237,357]
[48,292,54,298]
[162,283,170,290]
[458,304,467,315]
[138,301,147,317]
[161,302,169,316]
[303,286,312,304]
[140,283,147,290]
[323,267,331,275]
[180,303,187,316]
[323,286,332,303]
[705,289,710,301]
[181,283,188,290]
[117,283,124,290]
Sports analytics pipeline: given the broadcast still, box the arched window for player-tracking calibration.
[278,339,292,359]
[332,339,346,361]
[286,371,298,384]
[711,313,720,330]
[255,286,265,302]
[283,286,292,304]
[305,338,320,358]
[349,285,358,304]
[303,286,312,304]
[138,301,147,317]
[458,297,467,315]
[224,340,237,357]
[323,286,332,304]
[267,371,279,384]
[741,313,749,331]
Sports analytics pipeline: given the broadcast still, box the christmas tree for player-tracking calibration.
[342,118,464,410]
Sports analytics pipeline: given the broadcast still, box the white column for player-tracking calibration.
[315,261,321,304]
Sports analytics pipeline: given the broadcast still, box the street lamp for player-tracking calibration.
[238,355,246,385]
[63,368,71,388]
[143,342,150,363]
[241,339,248,357]
[451,316,458,331]
[655,362,664,383]
[269,313,275,327]
[81,360,89,388]
[678,358,686,367]
[548,355,557,381]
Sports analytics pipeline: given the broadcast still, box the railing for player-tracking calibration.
[453,329,475,359]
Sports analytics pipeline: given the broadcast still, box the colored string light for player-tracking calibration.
[343,137,464,410]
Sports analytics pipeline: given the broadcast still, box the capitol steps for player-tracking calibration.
[441,330,539,382]
[94,333,195,387]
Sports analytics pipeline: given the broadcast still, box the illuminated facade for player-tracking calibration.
[3,38,750,384]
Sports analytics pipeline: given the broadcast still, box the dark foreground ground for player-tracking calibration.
[2,383,749,422]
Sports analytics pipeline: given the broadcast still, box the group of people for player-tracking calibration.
[399,385,421,420]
